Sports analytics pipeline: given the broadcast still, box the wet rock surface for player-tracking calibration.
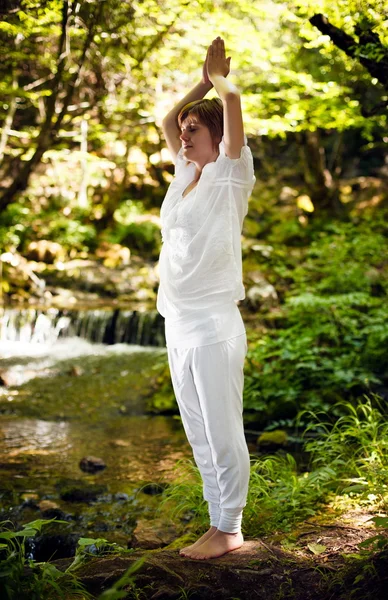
[131,517,179,550]
[79,456,107,473]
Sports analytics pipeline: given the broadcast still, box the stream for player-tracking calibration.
[0,307,194,557]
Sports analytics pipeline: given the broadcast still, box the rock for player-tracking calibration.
[110,439,131,448]
[70,365,83,376]
[245,280,278,310]
[46,540,289,599]
[0,369,40,386]
[140,483,169,496]
[257,430,288,449]
[37,500,60,512]
[79,456,107,473]
[57,479,107,502]
[0,370,13,386]
[29,528,386,600]
[35,500,71,523]
[20,493,39,504]
[96,242,131,267]
[131,517,178,550]
[25,240,67,264]
[25,533,80,562]
[114,492,129,502]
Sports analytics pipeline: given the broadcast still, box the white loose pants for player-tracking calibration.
[166,332,250,534]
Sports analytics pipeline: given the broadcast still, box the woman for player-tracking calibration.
[156,36,255,560]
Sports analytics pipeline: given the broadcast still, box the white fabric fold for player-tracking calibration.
[157,135,255,347]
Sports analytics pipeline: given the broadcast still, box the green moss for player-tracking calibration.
[257,430,288,447]
[145,391,177,414]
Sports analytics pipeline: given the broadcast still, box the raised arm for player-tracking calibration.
[207,37,244,159]
[162,51,214,163]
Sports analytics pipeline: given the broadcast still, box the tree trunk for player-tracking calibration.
[0,0,98,213]
[297,130,344,217]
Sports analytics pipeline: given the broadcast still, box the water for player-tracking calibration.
[0,305,166,348]
[0,333,193,547]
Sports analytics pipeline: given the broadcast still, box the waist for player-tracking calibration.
[164,301,245,349]
[164,301,238,324]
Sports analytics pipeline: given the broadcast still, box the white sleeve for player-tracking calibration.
[216,135,255,185]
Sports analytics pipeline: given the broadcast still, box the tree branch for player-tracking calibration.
[310,13,388,92]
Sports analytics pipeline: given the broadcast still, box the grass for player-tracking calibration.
[156,396,388,538]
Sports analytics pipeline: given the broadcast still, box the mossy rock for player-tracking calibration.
[257,430,288,448]
[145,391,178,414]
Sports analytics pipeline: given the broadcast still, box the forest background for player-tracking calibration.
[0,1,388,597]
[0,0,387,423]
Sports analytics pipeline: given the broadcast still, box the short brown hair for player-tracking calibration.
[178,98,223,150]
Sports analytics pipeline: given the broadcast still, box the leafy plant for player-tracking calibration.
[0,517,144,600]
[244,215,388,426]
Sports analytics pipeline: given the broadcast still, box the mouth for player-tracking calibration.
[182,145,192,149]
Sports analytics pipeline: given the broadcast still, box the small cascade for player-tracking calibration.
[0,307,166,347]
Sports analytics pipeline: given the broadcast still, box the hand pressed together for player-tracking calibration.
[204,36,231,82]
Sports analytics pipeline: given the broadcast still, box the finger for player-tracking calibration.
[220,38,225,58]
[216,38,222,58]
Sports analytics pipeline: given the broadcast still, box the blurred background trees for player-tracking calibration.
[0,0,386,248]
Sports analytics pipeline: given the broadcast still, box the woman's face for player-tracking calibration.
[179,117,218,166]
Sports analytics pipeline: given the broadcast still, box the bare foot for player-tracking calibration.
[179,526,218,556]
[182,530,244,559]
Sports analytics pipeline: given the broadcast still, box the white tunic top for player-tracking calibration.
[156,135,255,349]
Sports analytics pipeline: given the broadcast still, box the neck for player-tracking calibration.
[190,150,220,174]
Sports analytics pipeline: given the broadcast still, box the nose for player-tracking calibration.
[180,131,190,142]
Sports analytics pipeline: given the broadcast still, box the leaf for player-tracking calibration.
[307,543,327,555]
[371,516,388,528]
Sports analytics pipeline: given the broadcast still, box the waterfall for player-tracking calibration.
[0,307,166,347]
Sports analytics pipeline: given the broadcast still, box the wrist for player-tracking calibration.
[208,73,226,85]
[200,79,213,91]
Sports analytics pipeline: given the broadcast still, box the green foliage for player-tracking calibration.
[1,0,386,209]
[0,517,145,600]
[0,202,32,252]
[156,397,388,538]
[301,396,388,505]
[244,452,335,535]
[110,221,161,257]
[358,516,388,553]
[0,517,92,599]
[0,201,98,254]
[156,458,208,529]
[145,357,176,414]
[37,214,97,251]
[244,215,388,424]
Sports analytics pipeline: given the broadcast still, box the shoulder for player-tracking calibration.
[218,135,252,163]
[215,135,255,184]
